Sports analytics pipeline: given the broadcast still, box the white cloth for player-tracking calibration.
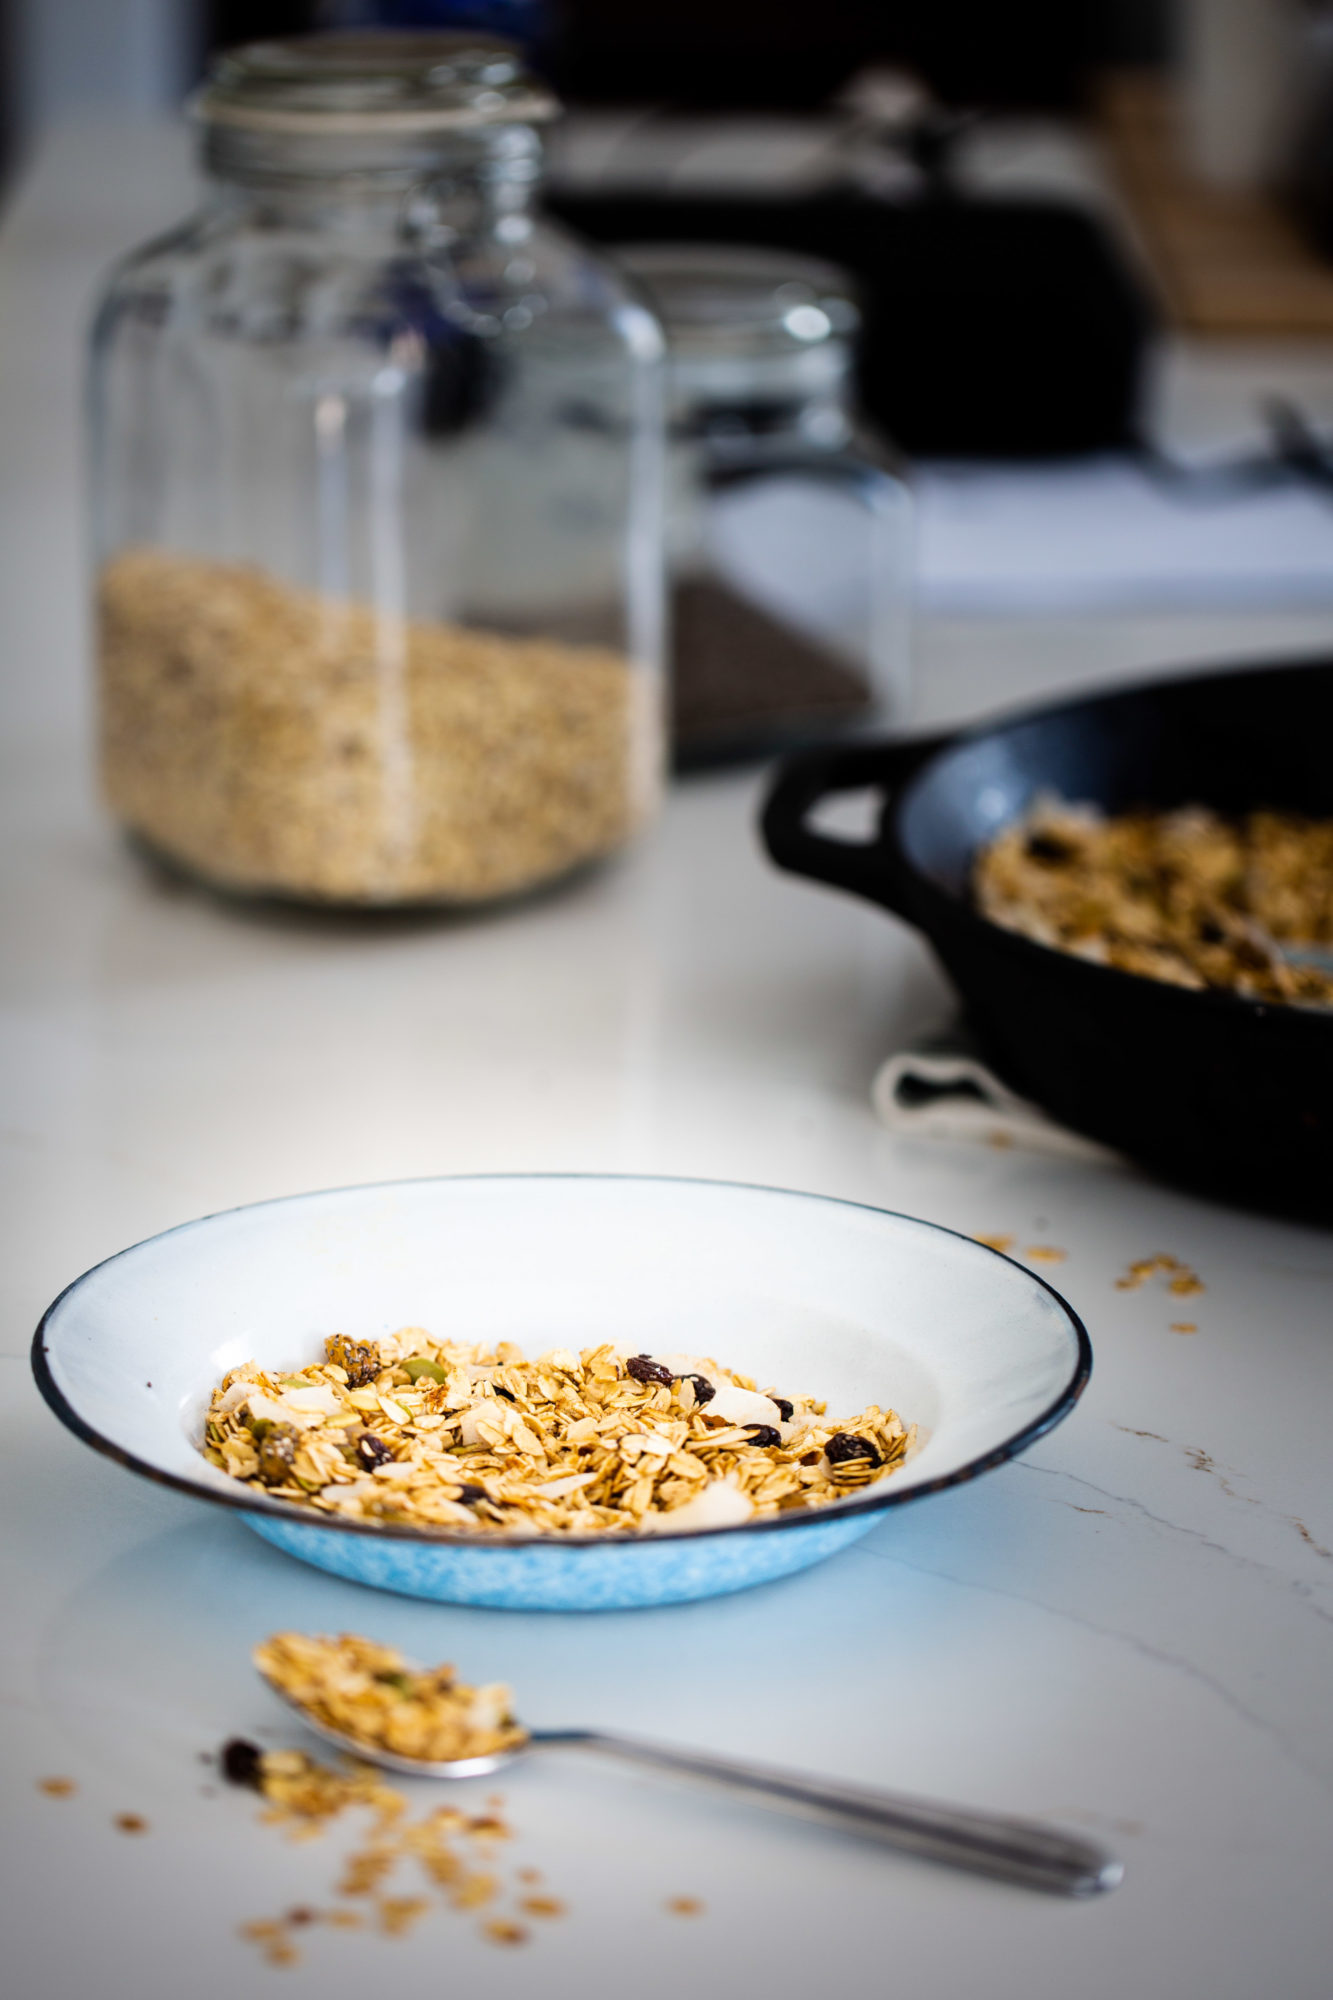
[914,456,1333,614]
[871,1026,1118,1160]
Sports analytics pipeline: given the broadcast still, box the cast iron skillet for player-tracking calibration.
[761,656,1333,1220]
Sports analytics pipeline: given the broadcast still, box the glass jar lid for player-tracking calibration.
[194,31,557,134]
[616,244,860,416]
[616,246,858,358]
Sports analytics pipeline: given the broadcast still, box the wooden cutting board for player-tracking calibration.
[1098,70,1333,335]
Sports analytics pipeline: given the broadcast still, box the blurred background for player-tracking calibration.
[0,1,1177,170]
[4,0,1333,756]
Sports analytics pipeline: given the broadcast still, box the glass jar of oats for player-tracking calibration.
[88,34,665,905]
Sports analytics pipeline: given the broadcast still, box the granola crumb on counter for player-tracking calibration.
[1170,1322,1199,1335]
[223,1704,568,1964]
[973,1233,1016,1253]
[36,1777,75,1798]
[203,1331,915,1536]
[483,1918,530,1946]
[666,1896,705,1916]
[114,1813,148,1835]
[1115,1254,1205,1299]
[1023,1245,1067,1264]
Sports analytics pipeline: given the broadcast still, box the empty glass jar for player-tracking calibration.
[89,34,665,905]
[617,246,910,764]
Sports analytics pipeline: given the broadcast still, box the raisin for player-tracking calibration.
[745,1425,782,1448]
[356,1432,394,1471]
[1025,832,1072,864]
[324,1334,382,1387]
[257,1424,298,1485]
[492,1384,516,1402]
[221,1739,264,1791]
[457,1483,486,1504]
[825,1431,881,1466]
[1198,918,1225,944]
[626,1354,674,1387]
[681,1373,715,1406]
[771,1397,794,1423]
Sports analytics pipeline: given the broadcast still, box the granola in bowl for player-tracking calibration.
[202,1328,915,1537]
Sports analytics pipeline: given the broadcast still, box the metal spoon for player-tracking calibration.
[260,1675,1123,1898]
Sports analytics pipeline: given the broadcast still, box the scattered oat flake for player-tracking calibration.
[37,1777,75,1798]
[667,1896,705,1917]
[973,1233,1015,1253]
[221,1652,573,1966]
[1171,1322,1198,1335]
[114,1813,148,1835]
[1115,1253,1204,1299]
[483,1919,529,1946]
[520,1895,566,1919]
[451,1873,498,1910]
[1024,1245,1066,1264]
[378,1896,430,1936]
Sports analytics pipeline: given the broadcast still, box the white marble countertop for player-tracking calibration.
[3,123,1333,2000]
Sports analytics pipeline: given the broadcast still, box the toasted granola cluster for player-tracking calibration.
[202,1329,914,1535]
[255,1632,527,1765]
[974,798,1333,1005]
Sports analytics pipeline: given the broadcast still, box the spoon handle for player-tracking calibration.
[531,1730,1122,1897]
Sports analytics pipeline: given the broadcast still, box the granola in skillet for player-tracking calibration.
[974,797,1333,1006]
[202,1330,915,1534]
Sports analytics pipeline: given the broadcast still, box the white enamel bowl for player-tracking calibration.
[33,1176,1090,1610]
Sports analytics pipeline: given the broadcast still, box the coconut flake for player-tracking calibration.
[282,1383,341,1416]
[639,1480,754,1534]
[701,1383,783,1428]
[653,1352,713,1377]
[535,1472,597,1499]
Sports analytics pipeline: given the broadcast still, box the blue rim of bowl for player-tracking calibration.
[31,1173,1092,1549]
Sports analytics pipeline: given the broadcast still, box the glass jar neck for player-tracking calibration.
[200,119,543,237]
[670,343,855,454]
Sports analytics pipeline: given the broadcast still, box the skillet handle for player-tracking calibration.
[760,732,954,913]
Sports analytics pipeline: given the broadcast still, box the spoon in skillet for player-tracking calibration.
[257,1667,1123,1899]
